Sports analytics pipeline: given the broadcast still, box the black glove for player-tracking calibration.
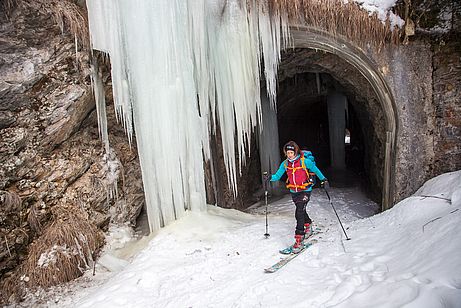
[321,179,329,189]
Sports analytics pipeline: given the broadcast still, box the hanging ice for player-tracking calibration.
[86,0,289,232]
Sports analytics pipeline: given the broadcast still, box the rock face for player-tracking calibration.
[207,127,262,210]
[373,36,460,202]
[0,5,144,295]
[432,38,461,176]
[374,40,436,203]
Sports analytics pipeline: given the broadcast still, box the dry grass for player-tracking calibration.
[1,190,21,212]
[1,205,104,304]
[4,0,400,51]
[16,0,90,49]
[0,0,17,19]
[27,202,43,235]
[262,0,402,49]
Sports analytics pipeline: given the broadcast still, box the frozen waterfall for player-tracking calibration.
[86,0,288,232]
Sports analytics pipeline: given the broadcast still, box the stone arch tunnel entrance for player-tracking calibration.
[259,27,398,211]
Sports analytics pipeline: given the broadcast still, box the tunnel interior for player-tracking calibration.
[274,48,387,204]
[277,73,365,173]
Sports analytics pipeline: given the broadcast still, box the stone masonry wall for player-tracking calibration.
[371,40,435,203]
[432,39,461,176]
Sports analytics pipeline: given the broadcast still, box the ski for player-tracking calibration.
[264,239,318,273]
[279,227,322,255]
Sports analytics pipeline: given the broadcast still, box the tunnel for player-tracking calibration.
[275,48,384,203]
[258,28,398,210]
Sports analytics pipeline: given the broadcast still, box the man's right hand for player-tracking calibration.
[321,179,329,189]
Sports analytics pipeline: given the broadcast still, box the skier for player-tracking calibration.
[264,141,328,253]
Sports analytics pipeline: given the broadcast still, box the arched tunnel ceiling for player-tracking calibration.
[277,48,379,113]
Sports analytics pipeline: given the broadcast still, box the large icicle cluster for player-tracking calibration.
[86,0,288,232]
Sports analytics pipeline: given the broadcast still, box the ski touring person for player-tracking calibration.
[264,141,328,253]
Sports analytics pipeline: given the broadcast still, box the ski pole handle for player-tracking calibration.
[263,172,268,191]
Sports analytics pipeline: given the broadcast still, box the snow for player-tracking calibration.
[350,0,405,28]
[24,171,461,307]
[37,245,76,268]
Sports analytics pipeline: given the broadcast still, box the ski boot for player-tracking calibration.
[304,223,312,239]
[292,234,304,254]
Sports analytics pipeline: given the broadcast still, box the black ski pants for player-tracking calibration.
[291,191,312,235]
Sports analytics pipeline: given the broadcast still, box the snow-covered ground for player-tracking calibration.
[22,171,461,307]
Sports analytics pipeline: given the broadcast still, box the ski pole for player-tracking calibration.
[324,188,350,240]
[263,172,270,238]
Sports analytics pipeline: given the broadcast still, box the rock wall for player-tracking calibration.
[0,6,144,293]
[372,40,435,202]
[432,38,461,176]
[207,126,262,210]
[373,35,460,202]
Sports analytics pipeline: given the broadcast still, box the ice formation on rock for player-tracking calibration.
[86,0,288,232]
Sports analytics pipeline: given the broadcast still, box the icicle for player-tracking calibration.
[206,0,270,194]
[185,0,211,161]
[86,0,135,145]
[257,1,280,108]
[86,0,290,233]
[90,58,109,153]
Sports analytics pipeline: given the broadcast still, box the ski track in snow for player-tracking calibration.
[27,176,461,308]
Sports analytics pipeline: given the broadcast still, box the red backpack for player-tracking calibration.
[283,151,317,191]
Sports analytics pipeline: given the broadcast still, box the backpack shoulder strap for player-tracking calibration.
[299,151,306,170]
